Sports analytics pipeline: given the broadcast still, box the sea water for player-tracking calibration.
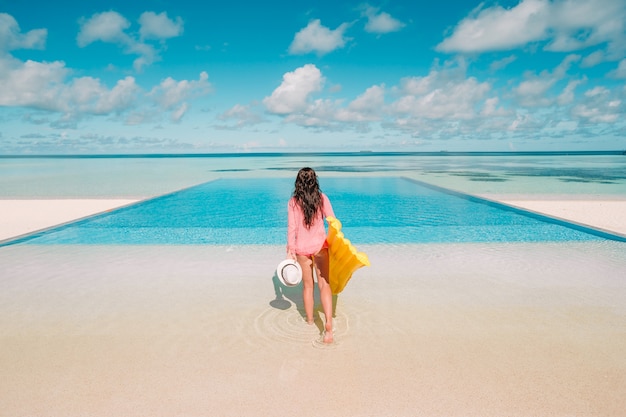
[1,152,625,198]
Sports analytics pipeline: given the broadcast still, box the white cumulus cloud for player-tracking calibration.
[514,54,581,107]
[263,65,388,128]
[394,80,490,120]
[288,20,350,55]
[0,55,69,110]
[77,10,184,71]
[284,98,339,127]
[149,71,212,121]
[0,52,141,116]
[76,11,131,47]
[336,85,386,122]
[218,104,265,127]
[581,50,606,67]
[391,68,491,120]
[557,78,586,105]
[1,46,209,126]
[572,86,622,122]
[170,102,189,123]
[437,0,549,53]
[138,11,184,40]
[0,13,47,51]
[150,72,211,108]
[263,64,325,114]
[481,97,509,117]
[608,58,626,78]
[0,47,145,117]
[490,55,518,71]
[362,5,406,34]
[437,0,626,59]
[88,76,140,114]
[545,0,625,55]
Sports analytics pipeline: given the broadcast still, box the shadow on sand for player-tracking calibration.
[269,272,338,335]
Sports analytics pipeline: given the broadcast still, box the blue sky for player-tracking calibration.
[1,0,625,154]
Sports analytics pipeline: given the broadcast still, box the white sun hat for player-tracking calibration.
[276,259,302,287]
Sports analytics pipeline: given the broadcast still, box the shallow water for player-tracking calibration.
[2,241,625,344]
[1,242,625,416]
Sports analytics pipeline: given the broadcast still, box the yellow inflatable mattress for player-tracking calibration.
[325,216,370,294]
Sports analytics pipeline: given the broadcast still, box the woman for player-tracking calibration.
[287,167,335,344]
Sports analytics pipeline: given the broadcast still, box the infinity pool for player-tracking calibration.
[9,177,619,246]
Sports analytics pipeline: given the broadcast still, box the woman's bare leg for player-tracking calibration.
[314,248,333,343]
[297,255,315,324]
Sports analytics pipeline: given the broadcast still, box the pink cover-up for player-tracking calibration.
[287,193,335,256]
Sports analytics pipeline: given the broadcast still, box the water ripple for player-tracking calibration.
[250,305,349,348]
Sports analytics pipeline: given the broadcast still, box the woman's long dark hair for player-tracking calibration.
[293,167,323,228]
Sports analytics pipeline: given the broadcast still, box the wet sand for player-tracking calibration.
[0,243,625,416]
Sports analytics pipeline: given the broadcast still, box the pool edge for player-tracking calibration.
[402,176,626,243]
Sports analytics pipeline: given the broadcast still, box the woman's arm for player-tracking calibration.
[322,193,335,219]
[287,198,298,259]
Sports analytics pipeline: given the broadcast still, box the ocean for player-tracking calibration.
[1,151,625,198]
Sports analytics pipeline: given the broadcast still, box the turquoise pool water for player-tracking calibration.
[9,176,620,246]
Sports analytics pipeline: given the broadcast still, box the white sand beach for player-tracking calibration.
[481,196,626,237]
[1,196,625,416]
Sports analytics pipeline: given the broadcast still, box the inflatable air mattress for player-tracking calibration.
[325,216,370,294]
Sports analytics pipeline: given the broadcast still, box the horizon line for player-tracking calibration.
[1,150,625,158]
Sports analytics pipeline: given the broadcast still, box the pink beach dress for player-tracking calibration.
[287,193,335,257]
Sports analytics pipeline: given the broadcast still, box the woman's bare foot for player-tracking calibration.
[323,324,333,344]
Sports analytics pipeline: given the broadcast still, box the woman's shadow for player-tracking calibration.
[269,272,338,334]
